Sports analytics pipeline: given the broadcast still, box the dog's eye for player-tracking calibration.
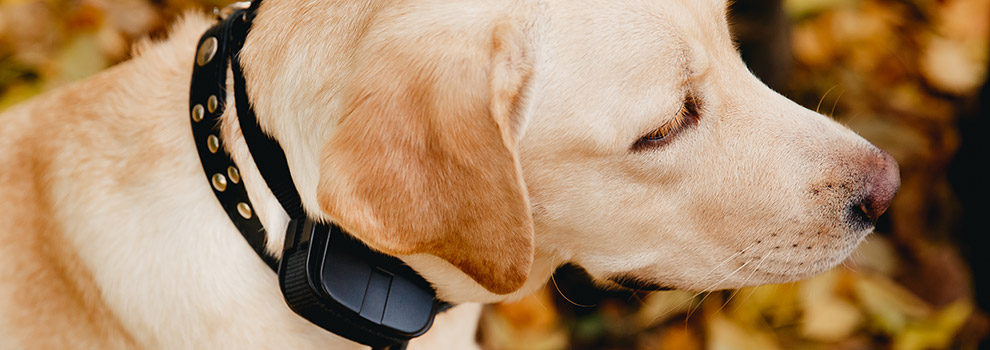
[641,122,678,142]
[632,96,699,151]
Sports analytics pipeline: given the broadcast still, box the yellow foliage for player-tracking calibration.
[706,313,783,350]
[0,0,986,349]
[893,301,973,350]
[799,270,863,341]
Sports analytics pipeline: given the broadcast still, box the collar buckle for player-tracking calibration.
[214,1,253,21]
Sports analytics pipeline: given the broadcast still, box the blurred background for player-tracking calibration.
[1,0,987,349]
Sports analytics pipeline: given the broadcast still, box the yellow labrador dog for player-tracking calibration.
[0,0,899,348]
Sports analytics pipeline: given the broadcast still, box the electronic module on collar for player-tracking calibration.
[279,218,441,348]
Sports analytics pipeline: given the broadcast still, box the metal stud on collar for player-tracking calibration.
[227,166,241,184]
[236,202,253,219]
[212,173,228,192]
[207,95,219,113]
[196,37,218,66]
[192,104,205,122]
[207,135,220,153]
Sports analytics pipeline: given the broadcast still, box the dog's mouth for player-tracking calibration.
[606,275,673,292]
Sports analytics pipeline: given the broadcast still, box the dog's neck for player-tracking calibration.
[214,93,559,303]
[194,19,560,304]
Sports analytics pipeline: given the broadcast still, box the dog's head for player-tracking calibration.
[239,0,899,302]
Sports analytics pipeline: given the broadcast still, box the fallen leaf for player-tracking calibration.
[893,300,973,350]
[921,34,988,95]
[799,269,863,341]
[846,234,900,276]
[634,290,696,329]
[853,273,932,334]
[658,326,702,350]
[706,313,783,350]
[493,287,560,334]
[51,32,109,87]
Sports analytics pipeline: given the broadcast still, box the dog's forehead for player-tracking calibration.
[537,0,729,41]
[521,0,732,154]
[534,0,734,78]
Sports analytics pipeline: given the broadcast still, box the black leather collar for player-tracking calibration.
[188,1,281,271]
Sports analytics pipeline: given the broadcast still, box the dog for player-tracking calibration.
[0,0,900,348]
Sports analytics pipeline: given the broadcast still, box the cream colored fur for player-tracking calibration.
[0,0,897,348]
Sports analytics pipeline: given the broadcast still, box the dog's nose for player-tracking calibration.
[848,149,900,227]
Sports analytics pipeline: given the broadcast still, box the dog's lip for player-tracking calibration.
[607,275,673,291]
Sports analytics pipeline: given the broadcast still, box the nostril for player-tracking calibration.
[848,199,876,229]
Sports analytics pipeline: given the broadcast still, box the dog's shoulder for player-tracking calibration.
[0,12,218,348]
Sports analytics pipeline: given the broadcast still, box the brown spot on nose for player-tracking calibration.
[851,149,900,226]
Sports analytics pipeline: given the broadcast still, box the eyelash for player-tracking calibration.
[632,95,699,151]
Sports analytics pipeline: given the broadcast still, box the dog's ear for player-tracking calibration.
[316,20,533,294]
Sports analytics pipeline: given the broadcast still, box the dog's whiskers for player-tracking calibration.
[829,89,845,117]
[638,243,758,325]
[841,259,859,273]
[548,256,596,308]
[717,250,773,314]
[842,239,867,273]
[736,252,787,309]
[816,85,839,114]
[684,241,758,292]
[550,274,595,308]
[685,257,753,321]
[645,293,698,327]
[681,245,754,318]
